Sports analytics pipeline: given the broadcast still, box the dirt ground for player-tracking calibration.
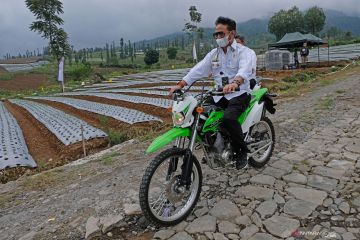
[0,73,50,91]
[1,65,359,240]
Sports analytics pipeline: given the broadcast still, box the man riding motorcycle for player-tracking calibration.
[169,16,254,169]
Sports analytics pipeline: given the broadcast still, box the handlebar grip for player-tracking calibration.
[216,87,240,91]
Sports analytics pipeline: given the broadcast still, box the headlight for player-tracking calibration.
[173,112,185,126]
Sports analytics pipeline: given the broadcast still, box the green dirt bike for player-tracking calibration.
[139,82,277,226]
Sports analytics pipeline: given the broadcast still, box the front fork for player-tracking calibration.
[167,113,200,188]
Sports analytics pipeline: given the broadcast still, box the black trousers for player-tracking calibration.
[212,93,251,152]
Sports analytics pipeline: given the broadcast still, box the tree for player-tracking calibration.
[25,0,69,61]
[184,6,203,59]
[304,6,326,35]
[120,38,124,59]
[144,49,159,66]
[105,43,110,64]
[268,6,304,40]
[166,47,178,60]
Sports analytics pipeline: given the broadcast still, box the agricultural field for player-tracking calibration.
[0,68,211,182]
[1,59,358,183]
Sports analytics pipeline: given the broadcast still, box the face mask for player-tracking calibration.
[216,34,229,48]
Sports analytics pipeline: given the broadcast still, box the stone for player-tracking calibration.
[345,138,360,154]
[235,186,274,200]
[173,221,188,232]
[99,214,124,233]
[18,231,37,240]
[251,212,263,228]
[194,207,208,218]
[282,152,304,163]
[313,166,345,180]
[282,173,307,184]
[213,233,228,240]
[273,194,285,204]
[307,175,338,192]
[209,199,241,221]
[228,233,240,240]
[218,221,240,234]
[248,233,278,240]
[169,232,194,240]
[85,216,101,240]
[185,215,216,234]
[327,160,354,170]
[264,215,300,238]
[271,160,293,172]
[205,232,214,240]
[262,166,288,179]
[235,215,252,226]
[239,224,259,240]
[250,174,276,186]
[153,229,176,239]
[339,202,350,214]
[255,200,277,219]
[286,187,327,205]
[342,232,357,240]
[352,196,360,207]
[123,203,141,215]
[283,198,317,219]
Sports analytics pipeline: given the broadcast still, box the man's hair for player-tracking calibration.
[235,35,245,42]
[215,16,236,31]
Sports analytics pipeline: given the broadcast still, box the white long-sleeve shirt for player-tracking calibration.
[183,40,253,102]
[249,48,257,80]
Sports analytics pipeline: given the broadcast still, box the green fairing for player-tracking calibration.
[183,104,191,114]
[146,127,191,153]
[238,88,268,124]
[202,110,224,133]
[202,88,269,132]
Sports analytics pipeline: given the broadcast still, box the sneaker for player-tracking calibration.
[235,151,248,170]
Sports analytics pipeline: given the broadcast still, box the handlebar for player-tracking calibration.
[210,87,240,96]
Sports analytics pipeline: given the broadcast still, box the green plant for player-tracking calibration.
[65,63,92,81]
[108,130,127,145]
[144,49,159,66]
[167,47,178,60]
[0,72,15,81]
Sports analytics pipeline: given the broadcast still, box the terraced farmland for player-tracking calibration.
[1,68,198,179]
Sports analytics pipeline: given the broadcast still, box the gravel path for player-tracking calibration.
[0,67,359,240]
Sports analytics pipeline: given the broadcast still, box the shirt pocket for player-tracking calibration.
[228,58,238,69]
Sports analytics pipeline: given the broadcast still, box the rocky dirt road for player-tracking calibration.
[1,67,359,240]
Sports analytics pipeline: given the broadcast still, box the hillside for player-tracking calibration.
[135,9,360,48]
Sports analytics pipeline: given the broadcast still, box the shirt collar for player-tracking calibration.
[229,40,237,52]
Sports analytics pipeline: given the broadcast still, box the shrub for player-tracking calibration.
[65,63,92,81]
[144,49,159,66]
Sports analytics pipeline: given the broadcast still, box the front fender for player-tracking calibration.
[146,127,191,153]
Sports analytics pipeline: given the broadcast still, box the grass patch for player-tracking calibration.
[316,96,334,110]
[336,89,346,94]
[20,172,58,191]
[0,72,15,81]
[100,152,122,165]
[99,115,128,145]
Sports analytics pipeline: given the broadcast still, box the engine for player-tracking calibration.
[204,132,234,168]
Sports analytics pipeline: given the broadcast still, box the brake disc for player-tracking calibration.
[165,176,188,205]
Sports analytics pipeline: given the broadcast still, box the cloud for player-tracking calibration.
[1,0,359,57]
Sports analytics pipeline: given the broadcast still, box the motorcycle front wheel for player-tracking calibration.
[139,147,202,226]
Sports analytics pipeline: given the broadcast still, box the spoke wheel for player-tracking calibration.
[247,117,275,168]
[139,148,202,226]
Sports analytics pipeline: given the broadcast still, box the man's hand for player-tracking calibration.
[169,80,187,97]
[223,83,238,94]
